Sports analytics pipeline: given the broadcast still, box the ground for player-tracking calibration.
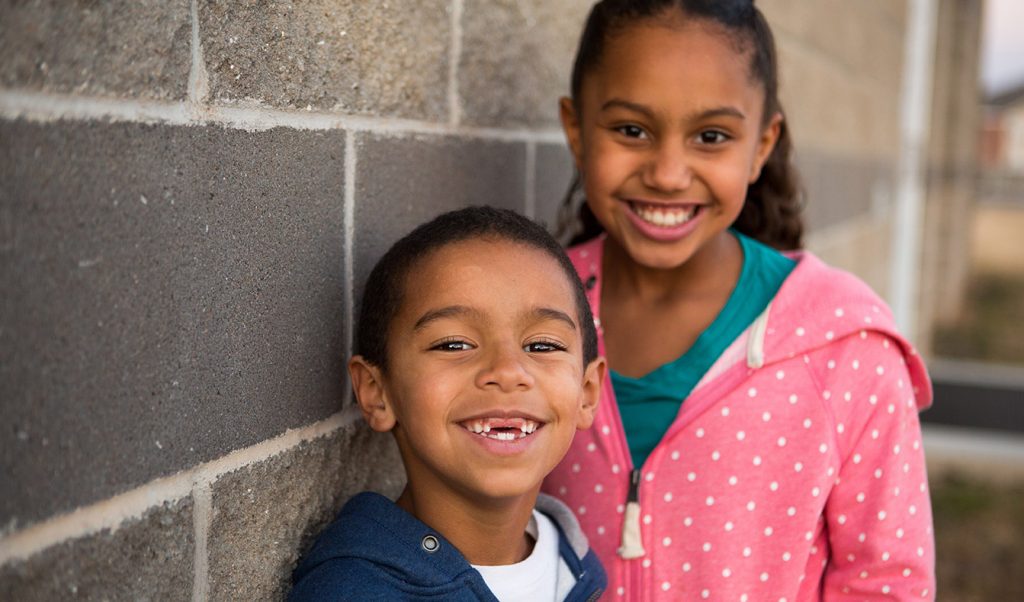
[931,471,1024,600]
[932,271,1024,366]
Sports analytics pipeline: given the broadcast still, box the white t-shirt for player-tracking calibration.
[471,510,575,601]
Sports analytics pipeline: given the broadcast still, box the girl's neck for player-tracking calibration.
[602,231,743,304]
[396,484,537,566]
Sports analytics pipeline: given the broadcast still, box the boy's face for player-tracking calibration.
[351,238,603,506]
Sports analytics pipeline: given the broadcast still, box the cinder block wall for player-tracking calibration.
[1,1,919,599]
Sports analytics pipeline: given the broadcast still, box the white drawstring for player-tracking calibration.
[746,303,772,369]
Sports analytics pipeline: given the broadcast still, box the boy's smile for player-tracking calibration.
[351,238,603,509]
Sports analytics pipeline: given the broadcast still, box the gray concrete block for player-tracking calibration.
[207,422,404,600]
[459,0,592,127]
[199,0,449,119]
[799,151,892,231]
[1,120,348,529]
[534,142,575,234]
[0,0,191,101]
[0,498,193,601]
[352,133,527,300]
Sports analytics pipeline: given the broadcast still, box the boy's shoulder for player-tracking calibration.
[288,492,496,601]
[289,492,607,602]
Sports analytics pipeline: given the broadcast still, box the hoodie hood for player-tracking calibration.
[745,251,932,410]
[568,236,932,412]
[289,492,606,601]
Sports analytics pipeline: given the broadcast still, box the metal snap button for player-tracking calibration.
[421,535,440,553]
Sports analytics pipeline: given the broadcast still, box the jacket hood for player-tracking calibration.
[292,492,475,589]
[735,251,932,410]
[568,237,932,412]
[292,492,597,591]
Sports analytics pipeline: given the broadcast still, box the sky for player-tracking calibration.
[980,0,1024,95]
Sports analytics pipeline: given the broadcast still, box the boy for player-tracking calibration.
[289,207,607,601]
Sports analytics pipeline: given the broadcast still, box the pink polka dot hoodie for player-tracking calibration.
[543,236,935,601]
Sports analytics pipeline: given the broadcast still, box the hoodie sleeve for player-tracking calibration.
[810,331,935,600]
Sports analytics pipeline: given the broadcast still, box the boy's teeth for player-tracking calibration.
[461,418,540,439]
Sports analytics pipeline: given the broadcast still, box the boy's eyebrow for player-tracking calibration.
[601,98,745,121]
[413,305,480,331]
[411,306,578,331]
[532,307,578,331]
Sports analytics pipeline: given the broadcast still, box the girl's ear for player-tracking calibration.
[749,111,783,183]
[576,356,607,430]
[349,356,397,432]
[560,96,584,171]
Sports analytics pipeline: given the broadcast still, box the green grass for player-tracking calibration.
[931,472,1024,600]
[932,272,1024,365]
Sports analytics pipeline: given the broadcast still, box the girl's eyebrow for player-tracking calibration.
[600,98,746,121]
[601,98,655,119]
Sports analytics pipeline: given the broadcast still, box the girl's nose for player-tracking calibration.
[476,345,535,392]
[642,143,693,193]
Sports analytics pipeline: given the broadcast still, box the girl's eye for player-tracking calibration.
[431,340,473,352]
[696,130,729,145]
[524,340,567,353]
[615,125,648,139]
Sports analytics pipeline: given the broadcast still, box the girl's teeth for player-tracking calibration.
[633,204,694,227]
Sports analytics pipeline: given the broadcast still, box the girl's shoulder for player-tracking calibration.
[566,235,605,277]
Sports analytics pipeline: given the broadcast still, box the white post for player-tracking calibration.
[890,0,940,342]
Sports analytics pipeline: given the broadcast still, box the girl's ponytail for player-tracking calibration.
[734,118,804,250]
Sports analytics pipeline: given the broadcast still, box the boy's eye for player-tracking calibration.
[524,340,567,353]
[696,130,729,144]
[430,340,473,352]
[615,125,648,139]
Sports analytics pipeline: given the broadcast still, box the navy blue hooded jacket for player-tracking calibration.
[289,492,606,601]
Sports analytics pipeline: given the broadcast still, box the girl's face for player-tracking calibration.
[561,18,781,270]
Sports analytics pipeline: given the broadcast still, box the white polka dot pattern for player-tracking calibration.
[541,240,936,601]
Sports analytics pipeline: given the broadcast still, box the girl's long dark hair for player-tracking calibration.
[559,0,804,250]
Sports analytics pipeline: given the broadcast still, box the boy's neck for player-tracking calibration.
[396,484,538,566]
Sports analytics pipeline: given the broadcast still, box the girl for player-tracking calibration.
[542,1,936,600]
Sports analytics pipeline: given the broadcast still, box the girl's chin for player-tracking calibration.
[608,231,701,270]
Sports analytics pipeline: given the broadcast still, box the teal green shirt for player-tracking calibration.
[612,231,796,469]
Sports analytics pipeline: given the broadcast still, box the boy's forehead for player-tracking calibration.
[396,239,580,326]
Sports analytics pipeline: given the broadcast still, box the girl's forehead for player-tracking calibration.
[595,19,754,86]
[583,19,763,113]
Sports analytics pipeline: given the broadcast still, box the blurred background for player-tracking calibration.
[922,1,1024,599]
[1,0,1022,599]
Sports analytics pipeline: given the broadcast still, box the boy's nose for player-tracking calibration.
[642,143,693,193]
[476,346,535,392]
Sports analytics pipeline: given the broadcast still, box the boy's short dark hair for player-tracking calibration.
[357,206,598,372]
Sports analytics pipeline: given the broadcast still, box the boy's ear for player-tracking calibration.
[559,96,584,172]
[749,111,783,183]
[576,356,607,430]
[349,356,397,432]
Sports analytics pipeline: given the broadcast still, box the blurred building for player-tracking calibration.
[980,82,1024,171]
